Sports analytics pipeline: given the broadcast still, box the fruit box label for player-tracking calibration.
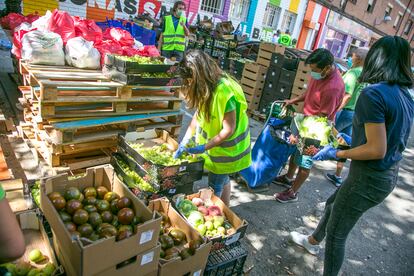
[139,230,154,245]
[225,232,241,245]
[179,166,187,172]
[141,251,154,266]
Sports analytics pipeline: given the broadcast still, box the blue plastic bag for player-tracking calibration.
[105,19,156,45]
[130,24,156,45]
[240,118,296,188]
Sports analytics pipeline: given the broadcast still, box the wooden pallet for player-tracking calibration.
[20,85,182,118]
[0,144,11,181]
[18,123,112,169]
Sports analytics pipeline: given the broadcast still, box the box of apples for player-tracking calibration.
[174,189,248,250]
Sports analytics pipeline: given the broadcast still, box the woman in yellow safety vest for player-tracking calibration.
[174,50,252,205]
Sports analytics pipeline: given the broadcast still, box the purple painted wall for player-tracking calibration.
[212,0,231,21]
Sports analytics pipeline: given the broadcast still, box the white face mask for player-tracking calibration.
[176,10,184,17]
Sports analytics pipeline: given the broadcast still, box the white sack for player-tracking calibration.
[65,37,100,69]
[21,30,65,65]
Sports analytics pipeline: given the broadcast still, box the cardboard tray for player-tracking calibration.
[148,198,212,276]
[118,129,204,183]
[40,165,162,276]
[53,234,160,276]
[110,55,174,73]
[174,189,248,250]
[12,209,64,275]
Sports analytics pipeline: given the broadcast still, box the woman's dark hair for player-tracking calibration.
[359,36,413,87]
[179,50,223,122]
[173,1,186,11]
[305,48,334,69]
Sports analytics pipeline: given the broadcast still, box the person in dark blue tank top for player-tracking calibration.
[289,36,414,276]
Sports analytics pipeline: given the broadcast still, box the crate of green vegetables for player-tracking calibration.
[111,153,161,204]
[118,129,204,184]
[112,55,175,73]
[116,146,184,194]
[111,71,183,86]
[292,114,333,156]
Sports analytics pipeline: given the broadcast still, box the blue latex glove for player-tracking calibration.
[173,136,192,159]
[186,144,206,155]
[312,145,339,161]
[337,133,352,145]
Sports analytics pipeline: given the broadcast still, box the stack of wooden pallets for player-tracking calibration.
[17,62,183,171]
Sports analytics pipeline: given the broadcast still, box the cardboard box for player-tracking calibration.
[176,189,248,247]
[297,60,311,72]
[15,210,64,275]
[293,77,309,90]
[41,165,162,276]
[54,234,160,276]
[259,42,285,54]
[148,198,212,276]
[293,102,304,113]
[291,86,307,98]
[257,43,285,67]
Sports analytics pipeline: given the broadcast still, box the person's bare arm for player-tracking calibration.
[285,92,307,105]
[337,94,352,111]
[0,199,25,263]
[182,113,198,141]
[337,123,386,160]
[180,21,190,36]
[205,111,236,150]
[158,33,163,51]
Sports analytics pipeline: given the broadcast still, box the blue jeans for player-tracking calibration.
[312,161,399,276]
[161,50,184,61]
[208,172,230,197]
[335,109,354,136]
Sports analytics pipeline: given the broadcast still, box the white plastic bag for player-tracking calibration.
[65,37,100,69]
[134,39,144,49]
[31,10,52,31]
[21,30,65,65]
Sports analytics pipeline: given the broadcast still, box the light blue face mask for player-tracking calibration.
[347,57,353,68]
[310,71,323,80]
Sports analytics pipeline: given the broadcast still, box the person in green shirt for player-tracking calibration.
[0,184,26,263]
[326,47,369,187]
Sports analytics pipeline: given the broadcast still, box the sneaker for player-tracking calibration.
[15,103,24,111]
[326,173,342,187]
[272,174,293,188]
[274,188,298,203]
[289,231,320,255]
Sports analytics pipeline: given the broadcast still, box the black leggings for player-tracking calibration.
[312,161,399,276]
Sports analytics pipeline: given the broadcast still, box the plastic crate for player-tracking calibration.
[204,242,248,276]
[112,55,174,73]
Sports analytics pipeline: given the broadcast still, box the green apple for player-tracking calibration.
[205,221,214,231]
[217,226,226,236]
[196,224,207,235]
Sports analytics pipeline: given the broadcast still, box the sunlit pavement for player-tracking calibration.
[181,108,414,275]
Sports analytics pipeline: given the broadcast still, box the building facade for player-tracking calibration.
[315,0,414,48]
[19,0,311,42]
